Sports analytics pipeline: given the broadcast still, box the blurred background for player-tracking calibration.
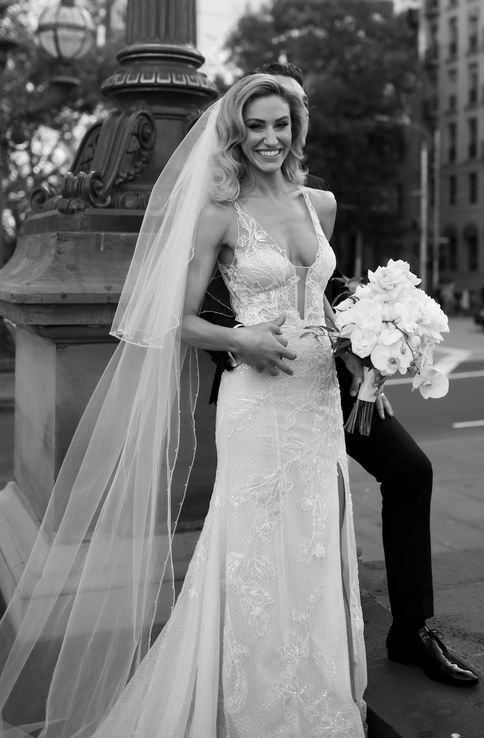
[1,0,483,307]
[0,0,483,563]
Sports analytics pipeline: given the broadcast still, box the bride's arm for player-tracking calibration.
[182,203,241,352]
[182,204,297,374]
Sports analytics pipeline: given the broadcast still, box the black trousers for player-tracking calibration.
[337,360,434,623]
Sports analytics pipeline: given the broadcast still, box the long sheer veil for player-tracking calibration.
[0,99,221,738]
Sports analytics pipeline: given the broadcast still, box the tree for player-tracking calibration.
[0,1,125,257]
[226,0,419,269]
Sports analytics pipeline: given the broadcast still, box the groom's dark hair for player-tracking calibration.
[244,62,305,89]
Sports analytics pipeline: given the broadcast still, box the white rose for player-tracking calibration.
[354,283,390,303]
[371,339,413,375]
[351,298,382,333]
[386,259,421,287]
[368,264,411,300]
[335,297,355,311]
[419,298,449,335]
[334,306,357,329]
[393,299,423,335]
[377,323,402,345]
[381,302,399,321]
[338,322,356,338]
[412,366,449,399]
[350,327,379,358]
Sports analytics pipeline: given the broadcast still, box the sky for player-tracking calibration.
[196,0,413,79]
[197,0,264,78]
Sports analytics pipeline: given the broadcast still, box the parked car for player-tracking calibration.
[473,305,484,329]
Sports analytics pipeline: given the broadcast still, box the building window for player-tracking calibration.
[448,68,457,112]
[468,118,477,159]
[468,237,478,272]
[449,17,458,57]
[449,175,457,204]
[468,65,478,106]
[469,173,478,203]
[449,235,458,271]
[468,9,479,52]
[448,122,457,161]
[396,183,404,217]
[464,226,479,272]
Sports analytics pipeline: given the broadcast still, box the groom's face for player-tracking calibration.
[273,75,309,121]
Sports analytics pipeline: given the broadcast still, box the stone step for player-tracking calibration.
[360,548,484,738]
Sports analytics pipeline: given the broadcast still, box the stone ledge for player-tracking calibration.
[360,548,484,738]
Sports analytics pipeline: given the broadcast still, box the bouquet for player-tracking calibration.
[328,259,449,435]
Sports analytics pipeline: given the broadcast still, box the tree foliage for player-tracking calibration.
[0,1,125,256]
[226,0,419,263]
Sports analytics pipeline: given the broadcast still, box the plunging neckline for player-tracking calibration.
[235,190,323,271]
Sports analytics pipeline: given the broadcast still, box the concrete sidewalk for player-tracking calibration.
[361,548,484,738]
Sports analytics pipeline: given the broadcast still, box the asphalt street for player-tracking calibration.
[351,319,484,562]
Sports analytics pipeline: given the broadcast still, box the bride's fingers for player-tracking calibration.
[273,334,288,347]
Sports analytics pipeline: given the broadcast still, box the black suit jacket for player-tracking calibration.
[200,173,349,403]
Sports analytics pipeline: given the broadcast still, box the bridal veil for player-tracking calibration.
[0,98,222,738]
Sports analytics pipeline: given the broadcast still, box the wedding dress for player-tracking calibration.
[92,190,367,738]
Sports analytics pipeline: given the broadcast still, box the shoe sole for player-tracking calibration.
[387,652,480,686]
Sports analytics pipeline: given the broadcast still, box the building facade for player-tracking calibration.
[424,0,484,303]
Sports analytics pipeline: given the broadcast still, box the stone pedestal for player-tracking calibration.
[0,210,138,607]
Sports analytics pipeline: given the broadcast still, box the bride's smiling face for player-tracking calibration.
[240,95,292,174]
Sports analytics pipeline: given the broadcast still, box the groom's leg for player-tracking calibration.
[339,383,479,686]
[343,410,434,625]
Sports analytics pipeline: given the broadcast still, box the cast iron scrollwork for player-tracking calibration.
[30,109,156,214]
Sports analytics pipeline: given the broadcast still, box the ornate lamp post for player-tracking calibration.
[0,0,17,70]
[0,0,18,266]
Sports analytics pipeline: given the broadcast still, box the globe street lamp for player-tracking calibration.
[37,0,96,61]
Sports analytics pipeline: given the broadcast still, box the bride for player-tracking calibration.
[0,75,366,738]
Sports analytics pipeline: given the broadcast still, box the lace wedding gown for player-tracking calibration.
[94,191,367,738]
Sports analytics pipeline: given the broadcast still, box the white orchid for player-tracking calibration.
[412,366,449,399]
[371,339,413,375]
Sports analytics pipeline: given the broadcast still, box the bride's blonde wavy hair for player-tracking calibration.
[209,74,308,203]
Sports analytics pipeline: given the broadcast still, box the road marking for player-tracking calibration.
[386,369,484,386]
[452,420,484,429]
[445,370,484,380]
[433,348,472,375]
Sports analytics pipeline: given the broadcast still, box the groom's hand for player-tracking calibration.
[233,313,297,376]
[340,352,363,397]
[375,393,394,419]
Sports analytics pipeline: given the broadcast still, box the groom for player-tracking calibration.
[201,62,479,687]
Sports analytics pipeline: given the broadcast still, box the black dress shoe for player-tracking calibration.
[386,625,480,687]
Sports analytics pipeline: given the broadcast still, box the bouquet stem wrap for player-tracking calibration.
[344,367,379,436]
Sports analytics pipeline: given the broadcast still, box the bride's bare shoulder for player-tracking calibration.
[197,201,234,241]
[301,187,337,239]
[302,187,337,217]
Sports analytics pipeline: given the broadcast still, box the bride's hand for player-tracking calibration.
[232,313,297,376]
